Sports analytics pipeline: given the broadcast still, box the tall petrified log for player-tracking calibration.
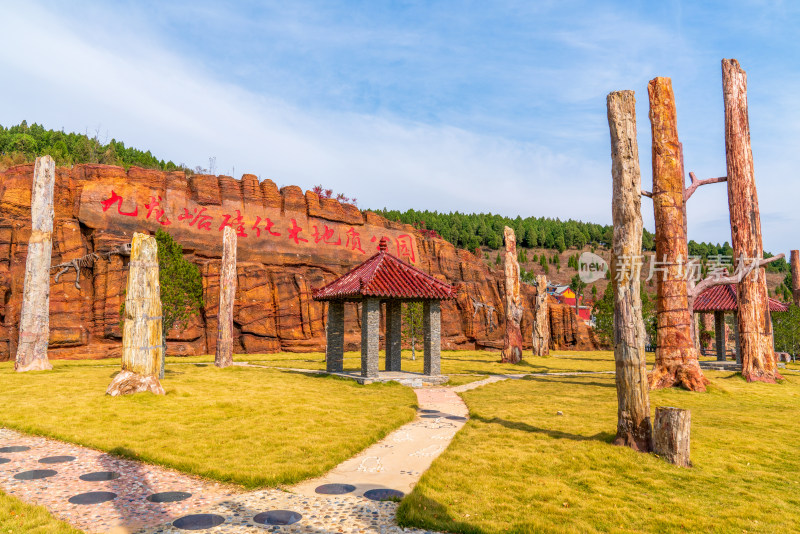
[647,77,707,392]
[607,90,652,451]
[15,156,55,373]
[501,226,524,363]
[791,250,800,306]
[531,274,550,357]
[722,58,780,383]
[107,233,164,396]
[215,226,237,368]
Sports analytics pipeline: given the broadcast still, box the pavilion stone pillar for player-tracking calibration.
[361,298,380,378]
[423,300,441,376]
[15,156,55,372]
[385,300,402,372]
[326,301,345,373]
[733,311,741,365]
[714,311,726,361]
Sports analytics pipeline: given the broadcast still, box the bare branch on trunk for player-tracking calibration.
[683,172,727,202]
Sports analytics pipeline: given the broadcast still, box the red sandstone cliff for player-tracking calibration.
[0,163,596,360]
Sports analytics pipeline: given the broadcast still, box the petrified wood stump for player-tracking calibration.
[215,226,237,368]
[791,250,800,307]
[608,90,652,451]
[653,407,691,467]
[501,226,523,363]
[722,58,779,383]
[15,156,56,373]
[531,274,550,357]
[647,77,707,392]
[107,233,164,396]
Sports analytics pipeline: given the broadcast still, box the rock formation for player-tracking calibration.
[15,156,55,372]
[500,226,523,363]
[106,233,164,396]
[0,163,596,360]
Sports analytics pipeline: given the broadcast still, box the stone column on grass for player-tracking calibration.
[107,232,165,396]
[385,300,402,372]
[215,226,237,368]
[361,298,380,378]
[714,311,726,361]
[15,156,55,373]
[326,301,345,373]
[423,300,441,376]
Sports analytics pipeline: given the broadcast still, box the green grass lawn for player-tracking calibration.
[0,490,83,534]
[0,363,416,489]
[398,359,800,534]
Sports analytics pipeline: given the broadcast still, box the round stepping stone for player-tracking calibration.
[0,457,10,465]
[147,491,191,503]
[68,491,117,505]
[363,488,405,501]
[14,469,58,480]
[253,510,302,526]
[420,409,439,413]
[420,414,441,418]
[39,455,76,464]
[172,514,225,530]
[446,415,467,421]
[80,471,120,482]
[315,483,356,495]
[0,446,30,453]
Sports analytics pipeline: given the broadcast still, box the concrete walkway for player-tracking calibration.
[0,370,612,533]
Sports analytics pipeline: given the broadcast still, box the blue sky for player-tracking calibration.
[2,1,799,254]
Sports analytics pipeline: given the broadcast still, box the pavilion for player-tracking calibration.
[312,238,455,382]
[694,283,788,362]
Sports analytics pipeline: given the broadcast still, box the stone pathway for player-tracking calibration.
[0,370,612,533]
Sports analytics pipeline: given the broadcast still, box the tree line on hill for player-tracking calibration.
[0,121,187,172]
[376,208,789,275]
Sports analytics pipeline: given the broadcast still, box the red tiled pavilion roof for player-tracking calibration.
[312,239,455,301]
[694,283,789,313]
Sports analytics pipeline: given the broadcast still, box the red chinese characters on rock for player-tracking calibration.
[99,190,416,262]
[312,224,342,246]
[178,206,214,231]
[287,218,309,244]
[144,196,171,226]
[396,234,416,263]
[252,216,281,238]
[219,209,247,237]
[100,190,138,217]
[345,227,365,254]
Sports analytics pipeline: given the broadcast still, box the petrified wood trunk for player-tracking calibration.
[531,274,550,357]
[647,77,707,392]
[215,226,237,368]
[501,226,523,363]
[107,233,164,396]
[607,90,652,451]
[791,250,800,306]
[15,156,55,373]
[653,407,691,467]
[722,58,779,383]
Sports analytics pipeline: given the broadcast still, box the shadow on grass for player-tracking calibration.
[397,491,487,534]
[472,414,615,443]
